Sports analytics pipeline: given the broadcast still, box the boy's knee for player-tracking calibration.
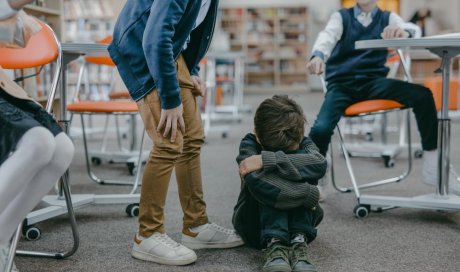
[152,140,184,159]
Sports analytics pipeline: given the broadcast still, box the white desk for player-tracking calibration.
[352,36,460,215]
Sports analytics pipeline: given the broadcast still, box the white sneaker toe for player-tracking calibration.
[181,223,244,249]
[132,233,197,266]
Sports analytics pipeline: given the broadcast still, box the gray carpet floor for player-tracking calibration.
[15,91,460,272]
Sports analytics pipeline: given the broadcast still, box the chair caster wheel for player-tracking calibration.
[354,205,370,219]
[23,225,41,241]
[414,149,423,159]
[127,162,136,176]
[383,156,395,168]
[365,132,373,142]
[126,203,139,217]
[91,157,102,165]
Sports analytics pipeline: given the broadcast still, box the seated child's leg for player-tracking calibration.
[288,206,323,244]
[259,204,291,272]
[259,204,290,246]
[288,207,320,272]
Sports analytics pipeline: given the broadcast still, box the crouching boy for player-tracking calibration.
[233,95,326,272]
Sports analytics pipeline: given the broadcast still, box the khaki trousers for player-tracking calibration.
[136,55,208,237]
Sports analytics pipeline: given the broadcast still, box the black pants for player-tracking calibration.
[309,77,438,156]
[259,204,323,247]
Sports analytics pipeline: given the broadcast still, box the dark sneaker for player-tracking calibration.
[290,243,317,272]
[263,244,292,272]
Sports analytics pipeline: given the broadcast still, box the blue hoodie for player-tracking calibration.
[108,0,219,109]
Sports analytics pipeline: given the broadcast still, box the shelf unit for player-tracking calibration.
[62,0,117,42]
[61,0,126,101]
[220,6,309,91]
[23,0,62,38]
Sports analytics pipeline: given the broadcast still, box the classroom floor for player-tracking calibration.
[16,91,460,272]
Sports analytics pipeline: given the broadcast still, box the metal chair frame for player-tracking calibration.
[0,20,79,266]
[324,49,415,197]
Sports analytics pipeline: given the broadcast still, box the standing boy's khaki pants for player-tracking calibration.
[136,55,208,237]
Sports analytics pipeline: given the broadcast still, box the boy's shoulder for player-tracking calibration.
[240,133,261,149]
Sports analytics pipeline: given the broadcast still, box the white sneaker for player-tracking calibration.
[0,242,10,272]
[318,152,331,202]
[422,150,438,185]
[422,150,460,195]
[318,178,327,203]
[131,232,197,266]
[181,223,244,249]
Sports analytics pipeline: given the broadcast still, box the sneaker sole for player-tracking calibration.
[181,239,244,250]
[262,264,292,272]
[131,248,197,266]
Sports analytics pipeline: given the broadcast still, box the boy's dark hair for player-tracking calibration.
[254,95,306,152]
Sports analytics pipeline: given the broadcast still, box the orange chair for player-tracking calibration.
[67,36,145,186]
[0,19,79,262]
[321,49,415,217]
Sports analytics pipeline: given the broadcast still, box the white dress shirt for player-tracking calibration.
[312,5,421,61]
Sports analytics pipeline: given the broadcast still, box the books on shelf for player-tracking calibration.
[220,6,309,89]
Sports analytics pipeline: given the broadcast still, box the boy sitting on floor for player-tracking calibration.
[233,95,326,272]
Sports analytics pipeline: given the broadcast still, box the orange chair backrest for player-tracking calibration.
[85,36,115,66]
[0,19,58,69]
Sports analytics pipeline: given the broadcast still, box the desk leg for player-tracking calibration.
[437,118,450,196]
[437,51,452,196]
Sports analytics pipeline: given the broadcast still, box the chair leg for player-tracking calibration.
[17,172,80,259]
[80,114,144,186]
[130,129,146,195]
[5,225,21,272]
[331,110,413,197]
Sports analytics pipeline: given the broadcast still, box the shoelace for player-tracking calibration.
[265,245,290,262]
[292,243,309,262]
[209,223,234,235]
[157,234,181,249]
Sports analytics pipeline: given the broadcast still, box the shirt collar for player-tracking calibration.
[353,5,378,19]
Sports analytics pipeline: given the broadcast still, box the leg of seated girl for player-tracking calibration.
[0,127,57,244]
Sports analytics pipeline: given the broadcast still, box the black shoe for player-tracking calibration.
[290,243,317,272]
[263,244,292,272]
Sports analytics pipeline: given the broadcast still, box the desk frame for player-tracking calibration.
[351,38,460,217]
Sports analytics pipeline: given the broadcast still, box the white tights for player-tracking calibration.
[0,127,74,244]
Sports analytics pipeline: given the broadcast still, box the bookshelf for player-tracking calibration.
[220,6,309,91]
[61,0,126,101]
[62,0,117,42]
[23,0,62,38]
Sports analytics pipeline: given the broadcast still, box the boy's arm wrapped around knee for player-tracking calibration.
[260,138,326,183]
[238,134,327,184]
[236,134,322,210]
